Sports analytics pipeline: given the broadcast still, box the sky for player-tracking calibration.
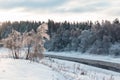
[0,0,120,22]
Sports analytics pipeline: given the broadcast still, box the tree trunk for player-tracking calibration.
[14,51,19,59]
[11,49,15,58]
[26,46,30,59]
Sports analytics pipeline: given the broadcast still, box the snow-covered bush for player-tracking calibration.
[78,30,96,52]
[109,43,120,56]
[88,35,111,55]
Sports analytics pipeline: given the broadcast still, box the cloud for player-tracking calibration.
[0,0,120,22]
[54,0,111,13]
[0,0,117,14]
[0,0,68,9]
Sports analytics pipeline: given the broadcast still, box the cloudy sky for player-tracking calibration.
[0,0,120,22]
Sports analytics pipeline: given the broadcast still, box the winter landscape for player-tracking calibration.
[0,0,120,80]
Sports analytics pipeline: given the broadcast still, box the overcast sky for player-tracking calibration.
[0,0,120,22]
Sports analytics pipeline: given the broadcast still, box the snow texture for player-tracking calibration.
[0,58,65,80]
[0,48,120,80]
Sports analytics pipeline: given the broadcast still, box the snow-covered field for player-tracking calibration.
[0,58,66,80]
[0,48,120,80]
[41,58,120,80]
[0,58,120,80]
[1,47,120,64]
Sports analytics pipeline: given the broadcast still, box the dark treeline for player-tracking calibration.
[0,19,120,56]
[0,21,41,39]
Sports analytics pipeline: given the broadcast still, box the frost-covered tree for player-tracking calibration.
[78,30,96,52]
[23,30,35,59]
[3,29,22,59]
[29,23,49,61]
[109,42,120,56]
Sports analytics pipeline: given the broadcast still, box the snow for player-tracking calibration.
[1,58,119,80]
[0,47,120,80]
[0,58,65,80]
[1,47,120,64]
[41,58,120,80]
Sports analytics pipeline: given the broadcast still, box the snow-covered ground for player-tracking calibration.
[0,47,120,80]
[0,57,120,80]
[0,58,65,80]
[45,51,120,64]
[41,58,120,80]
[1,47,120,64]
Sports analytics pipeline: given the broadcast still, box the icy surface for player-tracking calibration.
[45,51,120,64]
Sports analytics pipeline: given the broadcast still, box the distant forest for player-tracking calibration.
[0,19,120,56]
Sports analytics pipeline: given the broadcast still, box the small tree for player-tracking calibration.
[25,23,49,61]
[32,23,49,61]
[3,29,22,59]
[23,30,35,59]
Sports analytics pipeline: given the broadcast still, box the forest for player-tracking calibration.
[0,19,120,56]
